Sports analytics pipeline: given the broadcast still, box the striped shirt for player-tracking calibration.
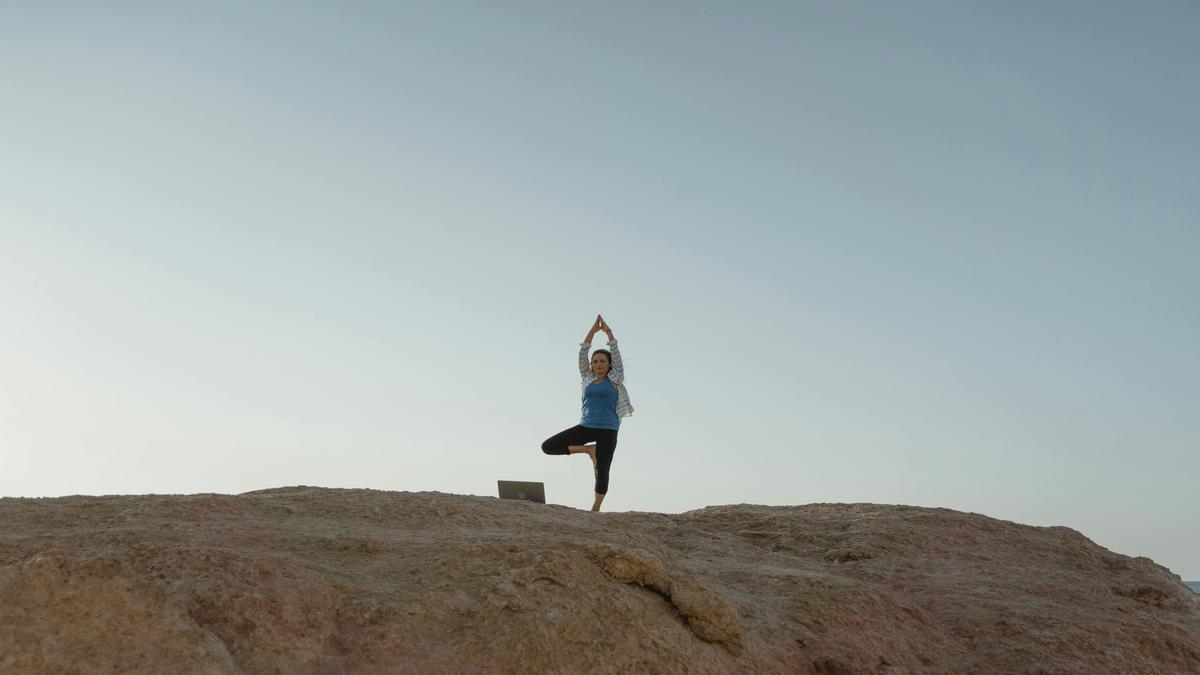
[578,339,635,419]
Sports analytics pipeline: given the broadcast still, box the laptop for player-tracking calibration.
[497,480,545,504]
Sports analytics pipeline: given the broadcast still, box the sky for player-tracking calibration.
[1,2,1196,578]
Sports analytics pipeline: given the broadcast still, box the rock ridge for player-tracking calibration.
[1,487,1197,674]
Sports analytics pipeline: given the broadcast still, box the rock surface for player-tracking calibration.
[1,487,1197,674]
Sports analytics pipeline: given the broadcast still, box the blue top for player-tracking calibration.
[581,377,620,431]
[578,340,634,419]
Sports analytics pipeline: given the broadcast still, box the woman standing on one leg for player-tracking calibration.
[541,314,635,512]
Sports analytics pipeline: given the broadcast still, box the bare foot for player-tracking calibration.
[569,444,599,474]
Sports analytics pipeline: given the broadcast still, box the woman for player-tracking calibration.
[541,314,634,512]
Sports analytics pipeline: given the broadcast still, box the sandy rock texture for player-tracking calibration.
[1,486,1197,674]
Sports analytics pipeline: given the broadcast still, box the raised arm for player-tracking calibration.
[599,315,624,385]
[580,315,602,378]
[578,340,591,378]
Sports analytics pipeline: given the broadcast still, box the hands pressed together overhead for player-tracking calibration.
[588,314,614,341]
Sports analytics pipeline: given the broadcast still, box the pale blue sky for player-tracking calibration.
[1,2,1196,578]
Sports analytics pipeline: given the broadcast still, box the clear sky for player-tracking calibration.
[1,2,1196,579]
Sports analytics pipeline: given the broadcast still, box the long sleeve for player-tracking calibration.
[579,341,591,379]
[607,339,624,385]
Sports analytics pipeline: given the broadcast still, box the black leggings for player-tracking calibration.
[541,425,618,495]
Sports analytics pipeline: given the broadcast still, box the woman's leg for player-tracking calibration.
[542,425,615,511]
[591,430,618,511]
[541,425,590,456]
[572,443,599,473]
[541,425,601,470]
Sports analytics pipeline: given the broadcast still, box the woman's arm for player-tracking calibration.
[578,340,591,378]
[579,315,602,378]
[599,316,624,385]
[585,314,602,344]
[607,341,625,385]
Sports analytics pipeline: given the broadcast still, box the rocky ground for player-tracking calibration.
[1,486,1197,674]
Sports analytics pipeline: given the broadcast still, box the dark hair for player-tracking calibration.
[591,349,612,367]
